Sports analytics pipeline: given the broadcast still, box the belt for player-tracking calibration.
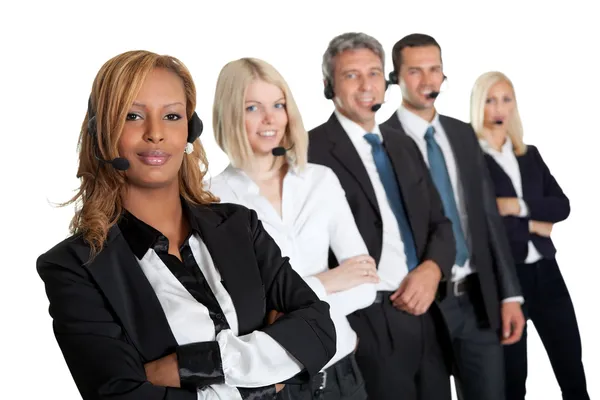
[311,352,357,394]
[373,275,474,304]
[373,290,393,304]
[450,277,469,297]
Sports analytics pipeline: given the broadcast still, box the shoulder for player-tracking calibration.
[439,114,473,130]
[302,163,343,191]
[36,232,92,279]
[204,168,236,200]
[192,201,253,222]
[308,119,335,143]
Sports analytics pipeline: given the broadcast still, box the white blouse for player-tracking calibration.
[207,163,377,370]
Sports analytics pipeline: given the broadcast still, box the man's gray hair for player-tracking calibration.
[322,32,385,82]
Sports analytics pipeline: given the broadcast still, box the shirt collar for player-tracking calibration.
[397,104,441,139]
[479,135,513,156]
[221,163,304,198]
[333,109,382,144]
[118,197,200,259]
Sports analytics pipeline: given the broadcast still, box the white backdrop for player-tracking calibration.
[1,1,598,398]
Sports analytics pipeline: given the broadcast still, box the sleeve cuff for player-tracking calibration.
[176,341,225,390]
[518,199,529,217]
[502,296,524,305]
[303,276,328,300]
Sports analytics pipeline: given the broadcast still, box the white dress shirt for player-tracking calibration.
[137,233,303,399]
[334,110,410,291]
[396,106,524,303]
[480,137,543,264]
[206,163,377,370]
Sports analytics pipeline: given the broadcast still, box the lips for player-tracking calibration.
[137,150,171,166]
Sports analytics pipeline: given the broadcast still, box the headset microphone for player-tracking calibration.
[494,120,504,125]
[93,151,130,171]
[426,91,440,99]
[371,103,382,112]
[272,144,294,156]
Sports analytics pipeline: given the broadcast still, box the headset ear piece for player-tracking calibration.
[388,71,398,85]
[187,112,203,143]
[87,115,97,136]
[323,79,334,100]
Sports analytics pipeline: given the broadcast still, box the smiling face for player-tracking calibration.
[117,67,188,190]
[244,79,288,157]
[331,48,386,132]
[398,45,445,118]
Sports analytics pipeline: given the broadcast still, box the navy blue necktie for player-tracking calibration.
[424,126,469,266]
[364,133,419,271]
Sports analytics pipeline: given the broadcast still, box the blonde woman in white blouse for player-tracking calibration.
[206,57,379,400]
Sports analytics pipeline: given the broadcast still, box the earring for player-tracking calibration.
[184,142,194,155]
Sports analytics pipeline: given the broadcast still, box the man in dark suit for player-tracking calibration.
[308,32,455,400]
[381,33,526,400]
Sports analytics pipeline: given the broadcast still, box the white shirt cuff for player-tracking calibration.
[518,199,529,217]
[303,276,328,300]
[502,296,524,305]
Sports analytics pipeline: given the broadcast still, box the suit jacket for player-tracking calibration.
[37,202,336,400]
[383,113,522,330]
[484,144,570,263]
[308,114,456,292]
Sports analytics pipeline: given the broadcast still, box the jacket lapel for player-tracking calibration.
[83,227,178,362]
[190,206,265,335]
[379,124,427,245]
[326,113,380,215]
[438,116,473,211]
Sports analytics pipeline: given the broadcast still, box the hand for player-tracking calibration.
[530,220,553,237]
[316,254,379,294]
[501,301,525,345]
[275,383,285,393]
[496,197,521,216]
[389,260,441,315]
[144,353,180,387]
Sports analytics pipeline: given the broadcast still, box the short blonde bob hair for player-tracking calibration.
[213,58,308,169]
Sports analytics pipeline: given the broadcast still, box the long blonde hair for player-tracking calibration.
[64,50,217,258]
[470,71,527,155]
[212,57,308,170]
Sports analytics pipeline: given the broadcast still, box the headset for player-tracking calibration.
[387,70,447,85]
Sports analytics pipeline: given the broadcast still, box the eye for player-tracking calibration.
[246,105,258,112]
[503,97,513,103]
[485,98,495,104]
[126,113,141,121]
[345,72,357,79]
[164,113,182,121]
[274,103,286,109]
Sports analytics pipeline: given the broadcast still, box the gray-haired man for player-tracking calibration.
[308,32,453,400]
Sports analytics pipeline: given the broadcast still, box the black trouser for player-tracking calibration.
[439,273,505,400]
[347,293,451,400]
[282,352,367,400]
[504,258,589,400]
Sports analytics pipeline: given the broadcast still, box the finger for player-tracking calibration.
[501,330,521,345]
[399,281,418,307]
[350,255,375,264]
[389,280,407,301]
[502,313,512,341]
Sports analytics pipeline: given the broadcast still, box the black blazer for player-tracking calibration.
[483,144,570,263]
[308,113,456,291]
[37,203,336,400]
[382,113,522,330]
